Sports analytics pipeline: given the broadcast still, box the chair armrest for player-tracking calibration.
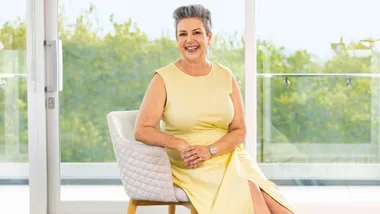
[110,133,178,202]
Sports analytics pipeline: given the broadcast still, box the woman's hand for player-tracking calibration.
[175,139,191,152]
[181,145,212,169]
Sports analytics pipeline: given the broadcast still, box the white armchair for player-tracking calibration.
[107,110,197,214]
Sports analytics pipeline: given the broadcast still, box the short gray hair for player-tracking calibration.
[172,4,212,35]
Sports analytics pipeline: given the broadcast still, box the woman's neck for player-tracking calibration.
[179,58,211,76]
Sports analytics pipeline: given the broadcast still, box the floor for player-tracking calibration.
[2,185,380,214]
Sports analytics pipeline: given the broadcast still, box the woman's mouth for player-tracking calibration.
[185,46,199,53]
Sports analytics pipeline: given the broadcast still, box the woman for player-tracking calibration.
[135,4,296,214]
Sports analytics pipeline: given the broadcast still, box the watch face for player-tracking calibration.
[209,145,216,155]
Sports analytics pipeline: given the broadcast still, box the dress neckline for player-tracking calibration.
[171,61,214,78]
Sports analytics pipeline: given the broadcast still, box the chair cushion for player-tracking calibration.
[174,186,190,202]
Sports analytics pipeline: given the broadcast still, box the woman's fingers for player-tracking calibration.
[190,157,201,165]
[181,145,209,169]
[182,149,197,158]
[187,160,201,169]
[192,162,201,169]
[184,153,198,163]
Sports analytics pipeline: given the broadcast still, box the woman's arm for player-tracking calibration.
[209,74,246,156]
[182,75,246,165]
[134,74,190,151]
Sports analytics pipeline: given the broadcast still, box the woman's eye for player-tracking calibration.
[179,33,186,36]
[194,32,201,34]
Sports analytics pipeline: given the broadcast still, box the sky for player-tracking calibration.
[1,0,380,59]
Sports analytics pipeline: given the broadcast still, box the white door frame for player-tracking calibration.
[44,0,62,213]
[244,0,257,159]
[27,0,48,213]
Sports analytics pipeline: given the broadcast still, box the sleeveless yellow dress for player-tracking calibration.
[153,62,296,214]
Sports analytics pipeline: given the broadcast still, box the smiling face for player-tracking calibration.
[176,18,212,62]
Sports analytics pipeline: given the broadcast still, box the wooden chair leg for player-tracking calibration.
[127,198,138,214]
[190,204,198,214]
[168,204,176,214]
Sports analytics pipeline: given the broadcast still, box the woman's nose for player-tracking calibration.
[186,33,193,41]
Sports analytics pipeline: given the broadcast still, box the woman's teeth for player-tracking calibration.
[186,46,199,51]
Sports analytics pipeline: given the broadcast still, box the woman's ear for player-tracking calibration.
[207,31,213,43]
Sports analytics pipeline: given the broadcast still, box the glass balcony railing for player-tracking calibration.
[0,51,28,163]
[257,74,380,164]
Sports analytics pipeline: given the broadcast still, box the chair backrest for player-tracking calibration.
[107,110,140,142]
[106,110,178,202]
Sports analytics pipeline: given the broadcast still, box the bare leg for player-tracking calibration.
[261,190,293,214]
[248,180,271,214]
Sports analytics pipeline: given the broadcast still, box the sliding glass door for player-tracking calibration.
[0,0,30,212]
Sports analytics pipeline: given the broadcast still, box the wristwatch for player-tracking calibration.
[208,145,217,157]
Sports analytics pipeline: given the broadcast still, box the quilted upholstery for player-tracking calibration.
[107,110,189,202]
